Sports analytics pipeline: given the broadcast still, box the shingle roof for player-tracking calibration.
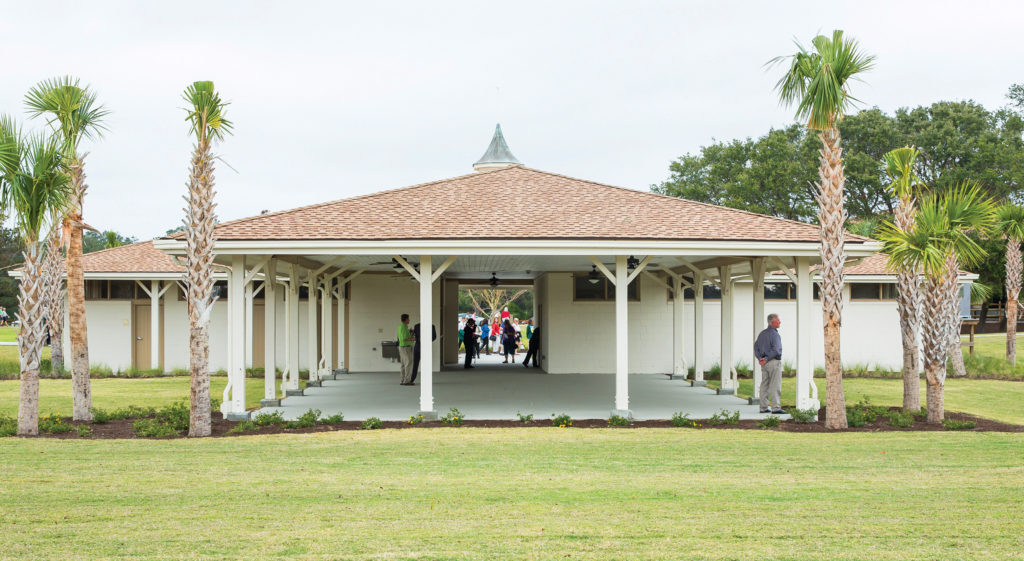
[80,241,183,274]
[178,166,871,244]
[845,253,893,276]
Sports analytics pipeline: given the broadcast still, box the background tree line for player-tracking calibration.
[653,90,1024,311]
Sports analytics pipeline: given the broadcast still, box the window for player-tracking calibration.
[682,285,721,300]
[850,283,896,300]
[573,275,639,301]
[109,280,136,300]
[85,280,108,300]
[764,282,792,300]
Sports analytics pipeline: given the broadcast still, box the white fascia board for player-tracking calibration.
[8,271,223,281]
[153,238,883,257]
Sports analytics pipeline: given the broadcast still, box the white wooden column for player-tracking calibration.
[418,256,435,416]
[718,265,735,394]
[149,280,161,371]
[320,278,333,378]
[285,264,300,391]
[244,282,254,369]
[224,255,247,418]
[336,281,346,370]
[614,255,630,414]
[693,272,706,385]
[263,259,277,401]
[751,258,766,400]
[795,256,819,411]
[672,276,685,378]
[306,271,319,382]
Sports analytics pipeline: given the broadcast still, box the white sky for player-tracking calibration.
[2,0,1022,240]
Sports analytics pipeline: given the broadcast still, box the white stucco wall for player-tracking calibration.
[347,274,441,373]
[83,301,133,371]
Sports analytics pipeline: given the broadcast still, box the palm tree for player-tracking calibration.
[103,230,123,249]
[882,147,925,411]
[879,182,994,423]
[772,30,875,428]
[994,204,1024,363]
[0,117,71,435]
[41,228,66,372]
[25,76,108,422]
[182,81,232,437]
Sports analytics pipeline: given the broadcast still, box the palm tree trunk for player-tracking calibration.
[924,363,945,424]
[42,228,65,374]
[17,242,45,435]
[948,324,967,377]
[66,160,91,420]
[894,197,920,411]
[817,127,847,429]
[1005,240,1021,363]
[186,137,217,437]
[920,275,949,424]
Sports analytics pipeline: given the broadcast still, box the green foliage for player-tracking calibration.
[360,417,383,430]
[38,413,73,434]
[441,408,464,426]
[133,418,180,437]
[942,418,977,431]
[152,401,190,433]
[788,408,818,423]
[322,413,345,425]
[253,411,285,426]
[912,407,928,421]
[671,412,700,428]
[407,414,424,425]
[607,414,631,427]
[0,415,16,436]
[516,412,534,423]
[886,411,914,428]
[227,421,259,435]
[183,81,232,142]
[846,398,889,427]
[283,408,320,429]
[91,405,157,424]
[708,409,740,426]
[0,122,71,243]
[24,76,108,157]
[551,413,573,428]
[758,415,781,429]
[82,230,137,254]
[75,425,92,437]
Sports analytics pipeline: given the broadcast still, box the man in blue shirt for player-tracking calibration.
[753,313,785,414]
[479,321,491,355]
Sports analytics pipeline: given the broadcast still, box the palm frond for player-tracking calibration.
[883,146,923,200]
[1,132,71,244]
[24,76,109,156]
[183,81,233,143]
[995,203,1024,242]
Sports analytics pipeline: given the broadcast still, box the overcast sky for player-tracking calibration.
[2,1,1022,240]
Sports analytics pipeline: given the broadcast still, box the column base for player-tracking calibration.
[306,380,322,388]
[715,387,735,395]
[225,411,251,421]
[418,410,438,421]
[690,380,707,387]
[611,409,633,420]
[285,388,305,397]
[668,373,689,381]
[259,398,281,407]
[332,368,348,375]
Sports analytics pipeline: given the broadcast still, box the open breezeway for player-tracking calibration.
[254,359,777,421]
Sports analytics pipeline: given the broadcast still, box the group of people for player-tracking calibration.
[459,312,539,369]
[0,307,8,327]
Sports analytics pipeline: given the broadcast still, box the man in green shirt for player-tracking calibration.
[398,313,416,385]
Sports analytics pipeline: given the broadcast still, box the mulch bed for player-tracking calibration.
[16,407,1022,439]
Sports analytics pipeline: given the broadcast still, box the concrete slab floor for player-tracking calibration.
[255,356,789,422]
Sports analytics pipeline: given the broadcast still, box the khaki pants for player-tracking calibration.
[759,359,782,411]
[399,346,414,384]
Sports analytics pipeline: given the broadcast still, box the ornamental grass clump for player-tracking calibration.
[886,410,914,428]
[551,413,573,428]
[226,421,259,435]
[942,418,977,431]
[516,412,534,423]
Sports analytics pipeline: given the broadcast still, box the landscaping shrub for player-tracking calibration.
[133,418,181,437]
[284,408,320,429]
[788,408,817,423]
[226,421,259,435]
[758,415,781,429]
[517,412,534,423]
[847,398,888,427]
[551,413,573,428]
[708,409,740,426]
[322,413,345,424]
[886,411,914,428]
[253,411,286,427]
[911,407,928,421]
[39,414,73,434]
[942,418,977,431]
[76,425,92,438]
[0,415,16,437]
[407,414,423,425]
[153,401,190,432]
[441,408,464,426]
[607,414,631,427]
[671,412,700,428]
[360,417,383,430]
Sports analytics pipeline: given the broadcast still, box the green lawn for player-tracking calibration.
[0,326,15,343]
[0,377,268,417]
[0,430,1020,560]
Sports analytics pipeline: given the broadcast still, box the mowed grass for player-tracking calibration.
[0,377,268,417]
[0,430,1021,560]
[0,326,16,343]
[965,333,1023,358]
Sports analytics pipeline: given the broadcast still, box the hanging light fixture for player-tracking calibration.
[392,258,403,270]
[587,265,601,285]
[627,255,640,270]
[489,272,500,287]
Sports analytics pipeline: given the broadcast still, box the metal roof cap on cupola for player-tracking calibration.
[473,124,522,171]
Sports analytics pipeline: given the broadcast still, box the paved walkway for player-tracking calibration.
[256,355,779,421]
